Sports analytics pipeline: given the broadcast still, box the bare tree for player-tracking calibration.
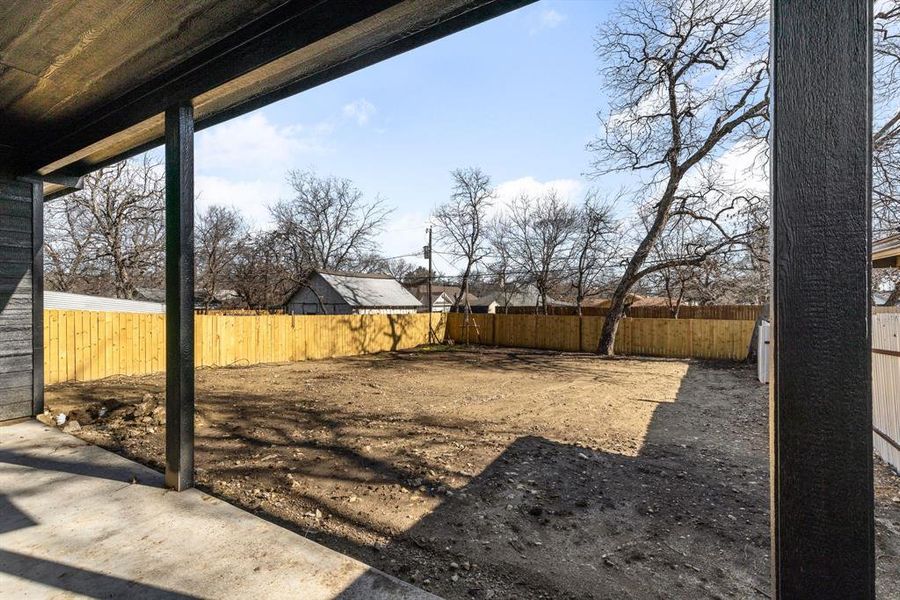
[590,0,769,355]
[43,157,165,298]
[568,192,618,315]
[231,231,290,309]
[433,167,495,308]
[383,258,416,283]
[196,205,245,309]
[484,215,522,308]
[502,191,579,313]
[44,200,98,293]
[872,3,900,305]
[270,170,391,283]
[874,2,900,235]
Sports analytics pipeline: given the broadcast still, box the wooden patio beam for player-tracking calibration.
[769,1,874,596]
[164,102,195,492]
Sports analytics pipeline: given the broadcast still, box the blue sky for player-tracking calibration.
[192,1,620,269]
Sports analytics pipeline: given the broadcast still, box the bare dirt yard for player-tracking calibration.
[45,347,900,599]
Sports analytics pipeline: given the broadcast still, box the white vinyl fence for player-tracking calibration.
[757,321,769,384]
[873,314,900,472]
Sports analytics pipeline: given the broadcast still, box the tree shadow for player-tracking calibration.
[0,549,202,599]
[0,494,199,599]
[47,355,775,598]
[0,447,158,486]
[347,362,771,599]
[192,360,771,598]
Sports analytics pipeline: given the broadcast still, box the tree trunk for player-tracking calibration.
[597,176,681,355]
[453,261,473,309]
[597,279,629,355]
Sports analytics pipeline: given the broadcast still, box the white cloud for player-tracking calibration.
[194,112,340,225]
[378,211,431,268]
[342,99,377,126]
[652,140,768,226]
[529,8,566,34]
[494,176,584,210]
[196,113,333,175]
[698,139,768,196]
[195,175,287,226]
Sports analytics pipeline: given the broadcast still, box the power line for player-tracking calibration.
[380,251,424,261]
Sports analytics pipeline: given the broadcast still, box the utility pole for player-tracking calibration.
[424,226,433,343]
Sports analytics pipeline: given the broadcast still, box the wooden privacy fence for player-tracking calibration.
[43,310,445,385]
[502,304,763,321]
[446,313,755,360]
[872,313,900,472]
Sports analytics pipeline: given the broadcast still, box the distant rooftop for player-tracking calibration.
[873,233,900,268]
[316,270,421,308]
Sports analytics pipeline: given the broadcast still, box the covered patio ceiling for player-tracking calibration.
[0,2,881,598]
[0,0,534,195]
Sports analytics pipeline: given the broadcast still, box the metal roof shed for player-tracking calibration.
[286,270,421,315]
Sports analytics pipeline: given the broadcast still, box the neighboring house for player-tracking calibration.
[44,291,164,313]
[472,285,571,314]
[405,283,478,307]
[195,289,241,310]
[285,270,422,315]
[133,287,166,303]
[873,233,900,268]
[418,291,453,313]
[873,233,900,306]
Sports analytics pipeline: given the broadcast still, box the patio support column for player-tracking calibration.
[0,176,41,421]
[164,102,195,491]
[770,1,874,597]
[30,179,44,416]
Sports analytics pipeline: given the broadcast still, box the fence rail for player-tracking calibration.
[43,310,445,385]
[873,313,900,472]
[445,313,755,360]
[502,304,763,321]
[43,309,760,387]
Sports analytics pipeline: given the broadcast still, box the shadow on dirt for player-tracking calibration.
[46,353,775,599]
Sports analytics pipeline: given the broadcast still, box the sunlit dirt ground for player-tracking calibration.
[47,347,900,600]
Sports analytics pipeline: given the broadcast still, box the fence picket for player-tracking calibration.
[42,310,449,384]
[447,313,754,361]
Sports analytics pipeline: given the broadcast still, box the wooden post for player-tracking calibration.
[31,179,44,415]
[164,102,195,491]
[770,1,874,597]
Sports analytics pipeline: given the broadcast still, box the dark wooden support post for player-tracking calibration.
[31,179,43,415]
[165,103,195,491]
[770,1,874,597]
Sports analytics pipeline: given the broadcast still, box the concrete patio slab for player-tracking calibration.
[0,420,438,600]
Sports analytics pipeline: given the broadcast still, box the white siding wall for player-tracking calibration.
[286,273,419,315]
[873,314,900,472]
[44,291,164,313]
[287,275,347,315]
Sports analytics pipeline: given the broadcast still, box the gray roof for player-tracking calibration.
[473,284,572,308]
[419,291,453,305]
[45,291,164,314]
[318,271,422,308]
